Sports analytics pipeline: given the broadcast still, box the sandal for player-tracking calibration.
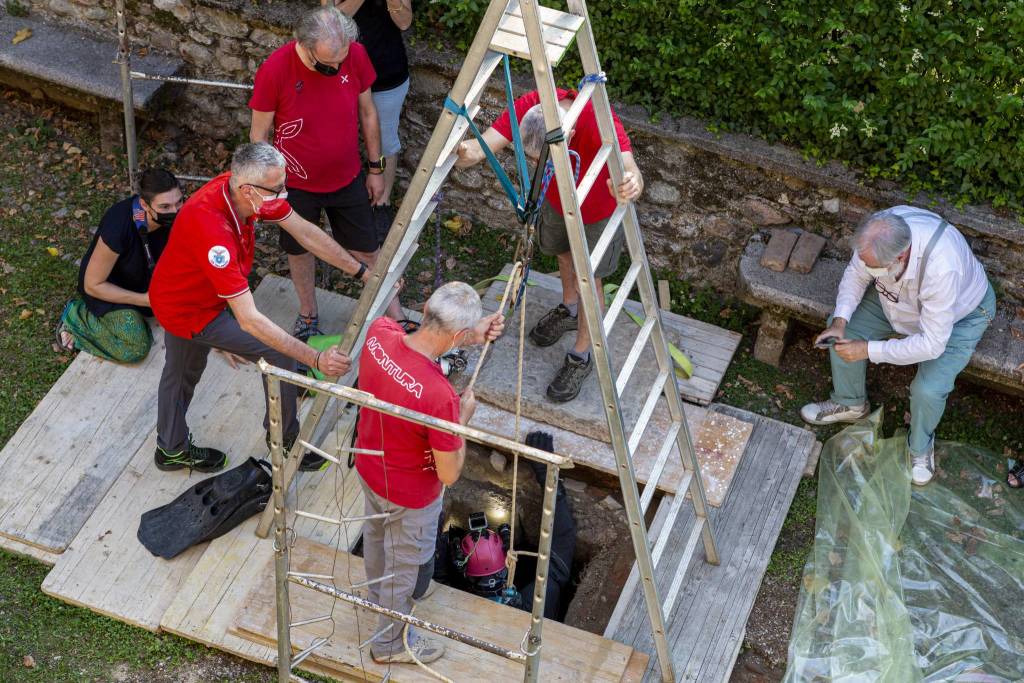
[54,319,74,352]
[1007,461,1024,489]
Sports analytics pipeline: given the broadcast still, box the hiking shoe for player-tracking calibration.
[799,399,869,426]
[547,352,593,403]
[292,314,321,343]
[266,432,329,472]
[911,445,935,486]
[529,304,578,347]
[155,434,228,472]
[372,632,446,665]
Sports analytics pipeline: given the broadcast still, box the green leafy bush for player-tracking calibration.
[418,1,1024,211]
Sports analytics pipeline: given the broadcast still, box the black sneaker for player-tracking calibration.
[292,314,322,343]
[529,304,578,347]
[266,432,329,472]
[546,352,593,403]
[155,434,228,472]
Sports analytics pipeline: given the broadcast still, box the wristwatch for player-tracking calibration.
[367,156,386,174]
[354,261,368,280]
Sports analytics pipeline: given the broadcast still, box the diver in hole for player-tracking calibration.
[434,431,577,619]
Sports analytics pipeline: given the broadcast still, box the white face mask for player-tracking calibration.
[863,257,903,279]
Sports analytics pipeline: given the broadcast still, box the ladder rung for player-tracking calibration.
[290,636,328,670]
[575,143,613,207]
[436,52,504,164]
[661,518,707,616]
[349,573,394,590]
[627,371,668,455]
[358,623,394,650]
[615,315,656,396]
[298,440,340,466]
[294,510,389,526]
[290,614,333,628]
[415,154,458,219]
[288,571,335,581]
[602,261,642,336]
[639,422,681,514]
[588,204,627,273]
[561,79,597,132]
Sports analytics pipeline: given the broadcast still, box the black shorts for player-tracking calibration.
[281,173,377,255]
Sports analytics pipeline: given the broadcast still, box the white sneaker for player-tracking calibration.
[799,399,869,426]
[911,446,935,486]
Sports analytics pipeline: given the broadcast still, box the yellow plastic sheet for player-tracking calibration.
[785,411,1024,682]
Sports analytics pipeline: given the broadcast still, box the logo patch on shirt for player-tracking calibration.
[295,80,303,92]
[339,74,349,84]
[208,245,231,269]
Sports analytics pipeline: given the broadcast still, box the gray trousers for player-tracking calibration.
[157,309,299,452]
[358,474,440,657]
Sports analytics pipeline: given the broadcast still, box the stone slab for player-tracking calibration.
[788,231,828,274]
[465,267,739,453]
[760,229,798,272]
[0,13,181,110]
[739,239,1024,395]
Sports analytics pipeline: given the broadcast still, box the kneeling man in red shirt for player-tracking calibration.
[149,142,372,473]
[355,282,503,665]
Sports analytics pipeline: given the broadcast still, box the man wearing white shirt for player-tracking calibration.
[800,206,995,485]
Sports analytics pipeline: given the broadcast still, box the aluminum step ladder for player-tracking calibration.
[257,2,719,680]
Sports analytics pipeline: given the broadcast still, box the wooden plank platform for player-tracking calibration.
[0,328,167,553]
[608,405,816,682]
[40,275,362,631]
[232,537,646,682]
[0,533,60,566]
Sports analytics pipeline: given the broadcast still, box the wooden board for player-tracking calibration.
[232,537,645,682]
[470,401,751,507]
[0,533,60,566]
[40,275,360,631]
[609,405,816,682]
[159,412,364,673]
[0,327,167,553]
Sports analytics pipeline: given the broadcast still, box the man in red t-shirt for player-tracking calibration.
[456,89,645,403]
[355,282,504,665]
[149,142,372,473]
[249,5,401,346]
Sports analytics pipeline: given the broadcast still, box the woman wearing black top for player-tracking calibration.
[331,0,413,242]
[57,169,183,362]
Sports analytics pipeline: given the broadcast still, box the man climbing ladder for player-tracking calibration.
[456,87,644,403]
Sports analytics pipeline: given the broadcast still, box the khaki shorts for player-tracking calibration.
[538,202,624,278]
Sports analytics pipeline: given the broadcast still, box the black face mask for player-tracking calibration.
[313,59,339,77]
[154,211,177,229]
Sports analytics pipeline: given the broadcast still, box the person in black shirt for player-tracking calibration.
[57,169,183,363]
[332,0,413,243]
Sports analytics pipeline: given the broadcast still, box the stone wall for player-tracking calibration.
[19,0,1024,307]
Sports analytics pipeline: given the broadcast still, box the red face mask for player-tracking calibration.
[247,187,292,222]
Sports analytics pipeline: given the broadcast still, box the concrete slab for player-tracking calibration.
[465,268,739,444]
[0,13,181,110]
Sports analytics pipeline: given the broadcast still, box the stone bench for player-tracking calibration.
[0,12,181,151]
[738,238,1024,397]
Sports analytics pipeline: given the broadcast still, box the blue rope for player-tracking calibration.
[503,55,531,199]
[444,96,526,221]
[578,71,607,90]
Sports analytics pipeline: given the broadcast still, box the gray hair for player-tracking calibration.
[854,209,912,264]
[421,282,483,333]
[519,104,546,158]
[295,6,358,52]
[230,142,285,189]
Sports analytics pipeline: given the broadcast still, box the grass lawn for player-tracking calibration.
[1,88,1021,681]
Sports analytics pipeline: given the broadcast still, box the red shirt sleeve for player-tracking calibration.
[491,90,541,141]
[352,43,377,93]
[249,52,280,112]
[196,214,250,299]
[426,391,464,453]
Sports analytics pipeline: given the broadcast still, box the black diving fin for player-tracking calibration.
[137,457,272,560]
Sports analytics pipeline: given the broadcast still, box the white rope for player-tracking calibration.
[505,264,529,589]
[402,604,454,683]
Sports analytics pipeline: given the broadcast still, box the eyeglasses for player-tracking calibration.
[874,279,904,303]
[246,184,286,200]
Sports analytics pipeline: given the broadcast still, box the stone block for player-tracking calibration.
[760,229,798,272]
[788,231,828,274]
[752,310,791,366]
[154,0,192,23]
[195,7,249,39]
[180,42,213,65]
[188,29,213,46]
[250,27,286,50]
[822,197,840,214]
[740,197,790,226]
[647,180,681,206]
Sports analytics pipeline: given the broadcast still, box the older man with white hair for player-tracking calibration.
[456,89,643,403]
[250,5,399,344]
[354,282,503,665]
[800,206,995,485]
[149,142,372,473]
